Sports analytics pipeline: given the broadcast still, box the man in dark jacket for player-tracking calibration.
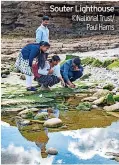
[60,57,83,88]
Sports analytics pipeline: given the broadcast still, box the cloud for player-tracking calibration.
[1,144,54,165]
[1,121,10,127]
[62,122,119,160]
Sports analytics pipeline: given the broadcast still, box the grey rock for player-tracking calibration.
[46,148,58,155]
[103,103,119,111]
[43,118,63,128]
[2,74,7,78]
[20,74,26,80]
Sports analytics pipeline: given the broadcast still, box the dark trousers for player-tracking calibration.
[37,75,60,87]
[61,71,83,83]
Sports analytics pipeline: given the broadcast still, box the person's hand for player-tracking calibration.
[69,83,76,88]
[74,66,80,71]
[48,69,53,74]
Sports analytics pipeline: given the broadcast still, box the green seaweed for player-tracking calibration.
[66,54,78,60]
[102,60,113,67]
[91,59,103,67]
[103,84,114,91]
[106,93,115,105]
[81,57,95,66]
[114,95,119,102]
[107,60,119,70]
[76,102,92,111]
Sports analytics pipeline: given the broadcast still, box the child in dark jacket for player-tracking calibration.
[15,41,50,91]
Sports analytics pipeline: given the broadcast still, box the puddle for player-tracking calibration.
[1,86,119,164]
[1,121,119,164]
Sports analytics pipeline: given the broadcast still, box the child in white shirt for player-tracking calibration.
[38,55,65,87]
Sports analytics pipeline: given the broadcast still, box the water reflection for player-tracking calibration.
[35,128,49,158]
[62,121,119,161]
[1,121,119,164]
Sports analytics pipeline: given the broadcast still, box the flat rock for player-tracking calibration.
[75,93,88,97]
[93,89,110,98]
[82,96,97,102]
[43,118,63,128]
[18,108,38,115]
[93,97,105,105]
[103,103,119,111]
[46,148,58,155]
[4,107,25,112]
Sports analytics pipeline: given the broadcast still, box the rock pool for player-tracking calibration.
[1,121,119,164]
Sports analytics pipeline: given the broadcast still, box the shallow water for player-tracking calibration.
[1,121,119,164]
[1,85,119,164]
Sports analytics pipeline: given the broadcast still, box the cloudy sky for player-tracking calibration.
[1,121,119,164]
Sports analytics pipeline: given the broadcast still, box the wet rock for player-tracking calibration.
[75,93,88,98]
[15,117,30,126]
[20,74,26,80]
[18,108,39,115]
[46,148,58,155]
[76,102,92,111]
[61,125,68,129]
[103,103,119,111]
[92,105,98,109]
[93,89,110,98]
[34,112,48,120]
[93,97,105,105]
[18,110,34,119]
[30,120,45,124]
[1,70,10,75]
[103,84,114,91]
[1,74,7,78]
[43,118,63,128]
[20,120,30,126]
[81,96,97,102]
[5,107,25,112]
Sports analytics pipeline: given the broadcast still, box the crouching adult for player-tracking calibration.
[60,57,83,88]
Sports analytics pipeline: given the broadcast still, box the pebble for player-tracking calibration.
[46,148,58,155]
[2,74,7,78]
[83,66,119,89]
[92,105,98,109]
[20,74,26,80]
[43,118,63,128]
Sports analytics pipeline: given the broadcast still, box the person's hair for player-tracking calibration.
[42,16,49,21]
[39,41,50,47]
[52,55,60,62]
[37,42,50,69]
[73,57,81,67]
[37,53,47,69]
